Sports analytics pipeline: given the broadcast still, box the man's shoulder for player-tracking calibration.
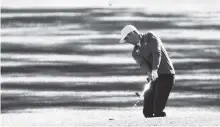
[142,31,157,41]
[147,31,157,38]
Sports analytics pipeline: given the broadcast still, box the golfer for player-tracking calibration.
[119,25,175,117]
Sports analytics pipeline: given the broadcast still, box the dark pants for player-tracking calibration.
[143,74,175,117]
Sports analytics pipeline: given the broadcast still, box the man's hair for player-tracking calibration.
[133,31,139,34]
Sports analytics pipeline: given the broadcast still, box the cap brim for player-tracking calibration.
[119,38,126,43]
[119,38,125,43]
[119,31,129,43]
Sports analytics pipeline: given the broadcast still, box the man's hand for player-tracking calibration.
[147,70,158,81]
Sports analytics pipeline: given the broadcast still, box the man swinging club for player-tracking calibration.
[119,25,175,118]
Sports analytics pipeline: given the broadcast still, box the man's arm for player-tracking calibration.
[148,32,161,72]
[132,49,151,74]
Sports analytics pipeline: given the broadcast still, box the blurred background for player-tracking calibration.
[1,0,220,113]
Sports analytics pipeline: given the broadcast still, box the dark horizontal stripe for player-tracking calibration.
[1,60,220,74]
[1,82,144,91]
[2,94,219,113]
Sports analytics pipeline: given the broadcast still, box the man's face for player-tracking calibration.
[124,31,140,45]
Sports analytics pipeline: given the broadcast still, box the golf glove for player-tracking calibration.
[148,70,158,81]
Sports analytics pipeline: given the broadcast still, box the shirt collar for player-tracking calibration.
[136,41,141,47]
[135,33,144,47]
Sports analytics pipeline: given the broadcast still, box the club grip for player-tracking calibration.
[146,78,150,82]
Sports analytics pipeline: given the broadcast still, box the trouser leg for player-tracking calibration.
[153,74,175,114]
[143,82,155,117]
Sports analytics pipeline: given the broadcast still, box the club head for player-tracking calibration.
[135,92,140,97]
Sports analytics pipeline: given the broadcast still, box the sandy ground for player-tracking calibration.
[1,107,220,126]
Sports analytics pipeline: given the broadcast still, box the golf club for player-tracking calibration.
[133,78,151,107]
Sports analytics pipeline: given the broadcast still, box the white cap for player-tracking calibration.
[119,25,138,43]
